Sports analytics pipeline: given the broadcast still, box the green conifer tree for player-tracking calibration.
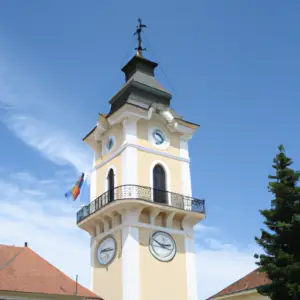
[254,145,300,299]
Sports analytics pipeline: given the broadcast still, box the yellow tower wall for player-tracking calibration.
[98,123,124,162]
[92,231,123,300]
[93,122,124,198]
[139,227,188,300]
[137,150,182,194]
[137,118,181,156]
[94,154,122,198]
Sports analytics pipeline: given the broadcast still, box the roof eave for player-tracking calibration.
[0,290,104,300]
[121,54,158,73]
[207,288,257,299]
[82,126,97,141]
[175,118,200,130]
[109,79,172,105]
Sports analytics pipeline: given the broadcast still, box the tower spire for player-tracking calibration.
[134,18,147,56]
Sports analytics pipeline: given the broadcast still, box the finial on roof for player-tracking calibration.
[134,18,147,57]
[24,242,28,247]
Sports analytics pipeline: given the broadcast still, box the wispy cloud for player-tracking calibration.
[0,49,92,173]
[194,223,219,233]
[3,114,91,172]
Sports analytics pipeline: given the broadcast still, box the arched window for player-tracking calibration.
[108,168,115,202]
[153,164,167,204]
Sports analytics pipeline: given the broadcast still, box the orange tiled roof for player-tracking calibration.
[0,244,103,299]
[207,268,271,299]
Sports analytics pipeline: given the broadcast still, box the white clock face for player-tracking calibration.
[97,236,117,266]
[149,231,176,262]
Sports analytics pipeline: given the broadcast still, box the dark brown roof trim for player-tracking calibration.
[175,118,200,127]
[82,126,96,141]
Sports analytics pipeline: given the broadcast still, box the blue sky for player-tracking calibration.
[0,1,299,299]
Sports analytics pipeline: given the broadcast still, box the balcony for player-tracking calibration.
[77,184,205,224]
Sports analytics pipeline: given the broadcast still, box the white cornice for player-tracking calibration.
[93,142,190,171]
[92,222,186,245]
[158,108,197,138]
[107,104,152,126]
[88,105,197,145]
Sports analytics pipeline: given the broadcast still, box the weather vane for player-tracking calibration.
[134,18,147,55]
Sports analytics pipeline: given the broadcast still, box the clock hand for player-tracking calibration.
[153,239,172,249]
[101,247,113,253]
[153,239,165,248]
[153,244,170,250]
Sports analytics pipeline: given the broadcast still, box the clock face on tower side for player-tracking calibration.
[97,236,117,266]
[106,136,115,152]
[149,231,176,262]
[149,127,170,149]
[153,129,165,145]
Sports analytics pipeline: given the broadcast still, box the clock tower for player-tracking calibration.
[77,20,206,300]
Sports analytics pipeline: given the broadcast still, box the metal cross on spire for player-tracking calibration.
[134,18,147,56]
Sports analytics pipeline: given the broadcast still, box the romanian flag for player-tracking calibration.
[65,173,85,201]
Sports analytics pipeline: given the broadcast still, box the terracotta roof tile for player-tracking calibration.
[207,268,271,299]
[0,244,103,299]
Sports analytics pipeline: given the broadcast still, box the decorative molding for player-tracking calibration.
[176,122,195,136]
[96,224,101,236]
[166,212,176,228]
[103,217,110,232]
[149,208,161,225]
[94,224,122,242]
[148,107,154,119]
[94,123,107,141]
[158,108,197,138]
[93,142,190,172]
[107,103,151,125]
[135,143,189,162]
[121,207,144,226]
[136,222,186,236]
[159,109,174,123]
[93,221,186,242]
[128,99,150,109]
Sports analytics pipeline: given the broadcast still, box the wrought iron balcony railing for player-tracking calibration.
[77,184,205,224]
